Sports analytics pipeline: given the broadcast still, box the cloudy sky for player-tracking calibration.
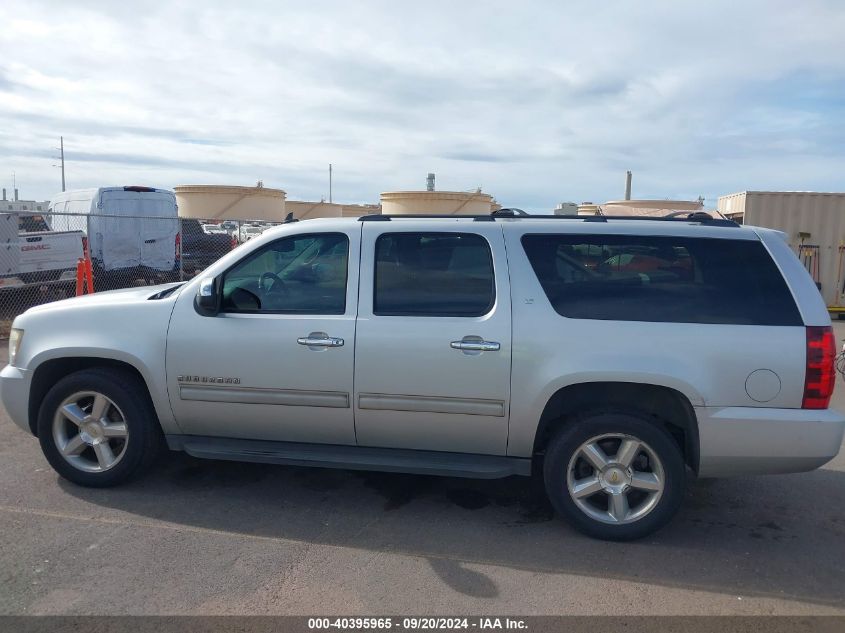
[1,0,844,211]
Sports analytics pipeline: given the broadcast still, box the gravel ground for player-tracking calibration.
[1,328,844,615]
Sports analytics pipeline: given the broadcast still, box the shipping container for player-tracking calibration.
[717,191,845,312]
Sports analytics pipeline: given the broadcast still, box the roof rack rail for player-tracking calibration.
[358,214,494,222]
[357,212,739,227]
[492,207,529,216]
[594,214,739,227]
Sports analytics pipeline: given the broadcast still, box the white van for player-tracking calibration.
[48,187,179,283]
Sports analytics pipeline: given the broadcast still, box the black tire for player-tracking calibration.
[543,411,685,541]
[37,368,163,487]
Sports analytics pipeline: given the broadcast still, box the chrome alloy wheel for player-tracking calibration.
[566,433,665,525]
[52,391,129,473]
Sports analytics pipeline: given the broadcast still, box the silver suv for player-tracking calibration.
[2,213,843,540]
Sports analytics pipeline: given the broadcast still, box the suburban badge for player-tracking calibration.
[177,375,240,385]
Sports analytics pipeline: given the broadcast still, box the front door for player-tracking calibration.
[353,221,512,455]
[166,227,358,444]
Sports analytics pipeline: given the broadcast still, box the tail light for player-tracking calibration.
[231,235,238,250]
[81,235,89,259]
[175,232,181,261]
[803,326,835,409]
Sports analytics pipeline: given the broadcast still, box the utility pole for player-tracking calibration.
[53,137,66,191]
[328,163,333,203]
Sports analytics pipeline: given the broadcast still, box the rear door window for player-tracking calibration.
[374,232,495,316]
[521,234,801,325]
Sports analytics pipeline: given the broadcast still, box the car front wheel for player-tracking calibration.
[37,368,162,487]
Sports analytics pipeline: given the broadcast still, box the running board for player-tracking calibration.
[166,435,531,479]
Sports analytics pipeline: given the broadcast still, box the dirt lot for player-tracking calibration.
[1,330,844,615]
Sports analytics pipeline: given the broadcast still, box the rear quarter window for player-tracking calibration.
[521,234,802,326]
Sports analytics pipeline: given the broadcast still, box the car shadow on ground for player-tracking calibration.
[58,450,845,605]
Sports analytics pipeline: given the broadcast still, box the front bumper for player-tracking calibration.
[697,406,845,477]
[0,364,33,434]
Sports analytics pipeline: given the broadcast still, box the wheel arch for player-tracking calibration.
[532,381,700,473]
[27,354,161,436]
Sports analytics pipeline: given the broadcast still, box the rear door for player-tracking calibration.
[99,188,177,271]
[353,221,512,455]
[138,191,178,271]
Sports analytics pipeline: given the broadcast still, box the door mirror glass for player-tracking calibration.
[273,239,296,253]
[195,276,220,315]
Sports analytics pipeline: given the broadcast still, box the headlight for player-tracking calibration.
[8,328,23,367]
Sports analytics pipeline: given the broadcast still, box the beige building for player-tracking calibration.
[2,189,49,213]
[718,191,845,311]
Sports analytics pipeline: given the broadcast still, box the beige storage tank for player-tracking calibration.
[577,202,600,216]
[175,185,286,222]
[601,199,704,217]
[380,190,494,215]
[285,201,343,220]
[717,191,845,310]
[341,204,381,217]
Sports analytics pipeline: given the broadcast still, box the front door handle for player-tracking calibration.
[450,340,500,352]
[297,333,344,348]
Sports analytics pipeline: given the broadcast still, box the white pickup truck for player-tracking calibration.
[0,213,85,290]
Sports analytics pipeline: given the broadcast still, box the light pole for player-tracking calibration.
[60,136,65,192]
[53,137,66,191]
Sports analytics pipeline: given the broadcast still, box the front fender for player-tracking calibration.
[28,347,179,435]
[14,293,181,436]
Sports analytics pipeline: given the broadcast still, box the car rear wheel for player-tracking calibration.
[543,411,685,541]
[37,368,162,487]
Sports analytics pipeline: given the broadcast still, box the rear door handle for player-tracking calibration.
[450,340,500,352]
[298,333,344,348]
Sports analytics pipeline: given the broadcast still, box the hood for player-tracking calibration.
[22,282,185,316]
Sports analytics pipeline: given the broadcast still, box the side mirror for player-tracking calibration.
[273,239,295,253]
[195,276,220,316]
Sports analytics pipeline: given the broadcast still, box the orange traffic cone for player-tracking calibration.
[85,255,94,292]
[75,259,85,296]
[75,256,95,296]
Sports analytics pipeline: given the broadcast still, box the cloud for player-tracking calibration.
[1,0,844,210]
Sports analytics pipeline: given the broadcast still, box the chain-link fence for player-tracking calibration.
[0,209,283,327]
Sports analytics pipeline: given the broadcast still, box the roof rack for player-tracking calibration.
[357,212,739,227]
